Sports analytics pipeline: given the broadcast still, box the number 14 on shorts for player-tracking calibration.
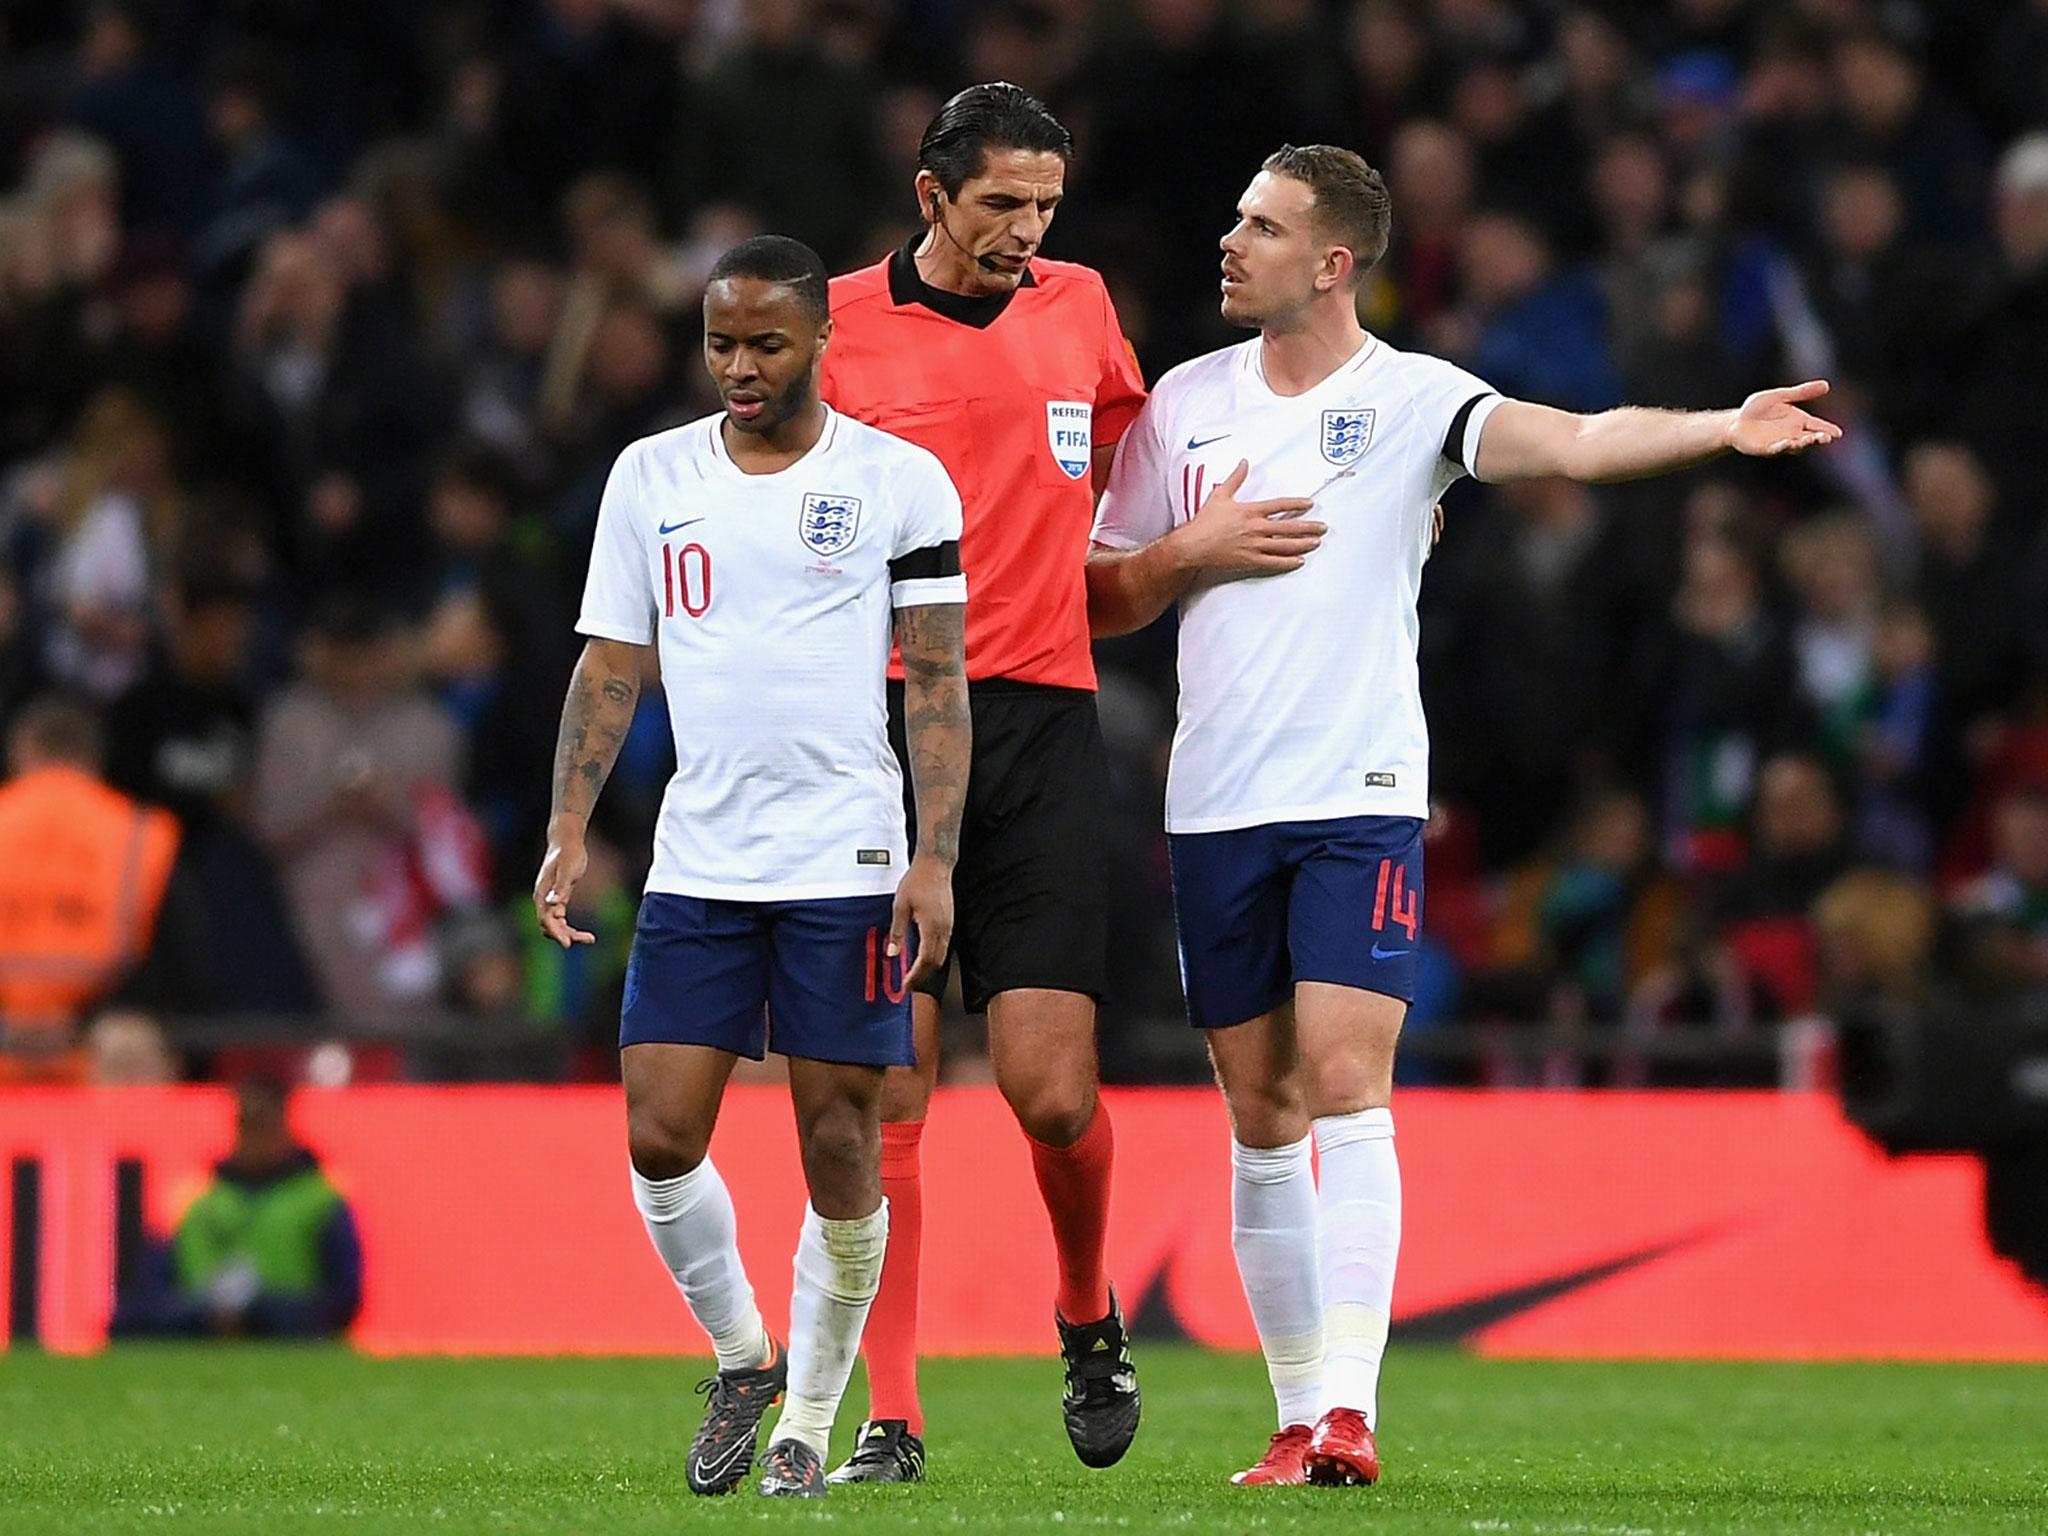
[1370,858,1418,941]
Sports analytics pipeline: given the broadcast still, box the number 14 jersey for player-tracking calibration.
[1092,335,1502,834]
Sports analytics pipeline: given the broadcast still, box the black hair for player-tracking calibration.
[706,235,831,326]
[918,81,1072,196]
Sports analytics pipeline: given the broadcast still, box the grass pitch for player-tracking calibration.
[2,1345,2044,1534]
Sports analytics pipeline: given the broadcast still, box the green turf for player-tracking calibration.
[1,1346,2044,1534]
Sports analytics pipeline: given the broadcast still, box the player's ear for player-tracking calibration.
[914,169,942,224]
[816,315,833,353]
[1319,244,1355,294]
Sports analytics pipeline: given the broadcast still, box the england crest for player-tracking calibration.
[1046,400,1092,480]
[799,492,861,556]
[1320,408,1376,466]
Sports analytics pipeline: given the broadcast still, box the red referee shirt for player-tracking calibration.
[821,241,1147,690]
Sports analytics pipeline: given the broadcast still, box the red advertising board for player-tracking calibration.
[3,1087,2043,1358]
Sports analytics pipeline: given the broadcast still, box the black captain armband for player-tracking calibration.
[1441,393,1495,470]
[889,541,962,582]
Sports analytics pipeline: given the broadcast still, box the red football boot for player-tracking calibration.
[1230,1424,1313,1485]
[1303,1407,1381,1486]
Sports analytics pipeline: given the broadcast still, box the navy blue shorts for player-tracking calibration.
[619,893,915,1067]
[1168,815,1425,1030]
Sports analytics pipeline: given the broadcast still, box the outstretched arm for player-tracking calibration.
[1473,380,1842,485]
[892,600,970,986]
[534,637,645,947]
[1086,460,1322,637]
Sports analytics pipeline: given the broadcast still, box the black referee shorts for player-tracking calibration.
[886,677,1110,1014]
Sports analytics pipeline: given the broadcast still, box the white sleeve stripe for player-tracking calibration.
[890,574,968,608]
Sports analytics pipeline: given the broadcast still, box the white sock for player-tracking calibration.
[1313,1108,1400,1429]
[1231,1135,1323,1429]
[630,1161,771,1373]
[773,1202,889,1458]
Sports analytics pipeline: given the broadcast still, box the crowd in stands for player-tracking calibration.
[2,0,2046,1086]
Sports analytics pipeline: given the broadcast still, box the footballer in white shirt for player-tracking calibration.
[532,237,970,1501]
[1088,146,1840,1490]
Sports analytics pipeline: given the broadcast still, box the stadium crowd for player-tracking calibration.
[1,0,2046,1087]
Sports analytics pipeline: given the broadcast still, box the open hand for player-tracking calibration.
[1729,380,1842,457]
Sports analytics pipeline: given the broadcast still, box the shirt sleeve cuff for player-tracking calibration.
[890,573,968,609]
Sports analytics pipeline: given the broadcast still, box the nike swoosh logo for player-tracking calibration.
[690,1434,754,1485]
[1370,943,1410,961]
[658,518,703,535]
[1187,433,1231,450]
[1391,1223,1736,1341]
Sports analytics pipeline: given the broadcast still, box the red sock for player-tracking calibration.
[1029,1101,1115,1323]
[864,1119,925,1433]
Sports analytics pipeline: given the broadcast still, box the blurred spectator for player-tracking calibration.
[226,228,438,587]
[88,1006,179,1083]
[1814,867,1936,1011]
[1431,475,1634,863]
[1654,526,1806,872]
[1708,751,1851,1017]
[107,578,321,1027]
[1949,785,2048,993]
[63,0,207,234]
[1461,208,1623,411]
[39,388,180,699]
[414,908,566,1082]
[105,578,257,828]
[696,0,883,268]
[1825,26,1985,248]
[112,1079,363,1339]
[1781,512,1881,758]
[1485,789,1685,1025]
[1375,119,1473,345]
[252,599,471,1026]
[191,46,320,309]
[1849,601,1939,870]
[456,257,562,473]
[490,0,683,242]
[0,698,178,1082]
[416,444,565,887]
[97,233,230,478]
[1951,133,2048,499]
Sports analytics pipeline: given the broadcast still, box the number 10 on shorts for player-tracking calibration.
[1371,858,1418,941]
[864,927,911,1003]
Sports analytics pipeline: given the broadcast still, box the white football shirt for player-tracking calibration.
[1092,335,1502,833]
[578,406,966,899]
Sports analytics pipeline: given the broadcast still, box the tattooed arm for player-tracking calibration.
[891,599,970,986]
[533,637,645,947]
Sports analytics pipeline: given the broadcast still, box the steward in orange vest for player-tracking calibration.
[0,699,178,1083]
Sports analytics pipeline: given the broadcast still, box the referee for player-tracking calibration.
[817,83,1148,1483]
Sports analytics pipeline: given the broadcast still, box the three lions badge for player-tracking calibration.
[1320,408,1376,467]
[799,493,861,556]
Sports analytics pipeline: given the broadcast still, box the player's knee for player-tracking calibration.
[1305,1052,1393,1118]
[798,1100,878,1191]
[1224,1077,1309,1148]
[625,1108,711,1181]
[1002,1072,1097,1148]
